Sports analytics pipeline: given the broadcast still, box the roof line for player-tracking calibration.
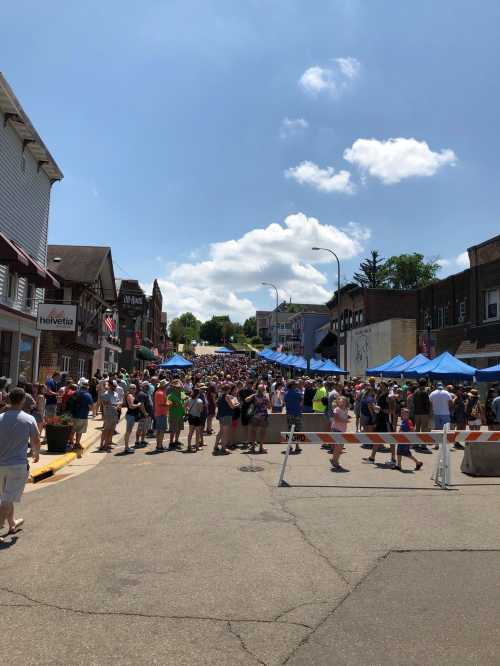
[0,72,63,181]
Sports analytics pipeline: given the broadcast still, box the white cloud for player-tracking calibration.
[344,137,457,184]
[456,251,469,269]
[438,251,470,275]
[279,117,309,139]
[285,161,355,194]
[154,213,370,321]
[335,56,360,80]
[299,57,360,96]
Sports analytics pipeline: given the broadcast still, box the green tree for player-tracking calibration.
[353,250,389,288]
[200,317,224,345]
[384,253,440,289]
[168,312,201,345]
[243,317,257,338]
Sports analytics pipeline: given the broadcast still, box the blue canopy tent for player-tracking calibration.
[316,359,349,375]
[365,355,407,376]
[383,353,429,378]
[159,353,193,369]
[215,346,233,354]
[267,351,286,363]
[476,364,500,382]
[258,348,274,359]
[290,357,325,371]
[403,351,476,381]
[276,354,296,366]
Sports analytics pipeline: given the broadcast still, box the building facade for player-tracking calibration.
[256,303,330,350]
[289,308,330,356]
[0,73,63,383]
[326,285,418,369]
[39,246,117,380]
[416,235,500,368]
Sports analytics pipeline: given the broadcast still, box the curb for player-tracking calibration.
[30,417,124,484]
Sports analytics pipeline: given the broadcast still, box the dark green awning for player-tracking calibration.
[135,346,157,361]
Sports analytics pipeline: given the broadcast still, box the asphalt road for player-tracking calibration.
[2,435,500,665]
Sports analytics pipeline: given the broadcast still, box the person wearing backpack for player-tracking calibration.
[466,389,483,431]
[69,379,94,456]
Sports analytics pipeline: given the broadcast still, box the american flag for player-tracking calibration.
[104,316,115,333]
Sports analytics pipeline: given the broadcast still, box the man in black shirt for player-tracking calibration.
[239,379,255,448]
[303,380,315,413]
[412,379,432,453]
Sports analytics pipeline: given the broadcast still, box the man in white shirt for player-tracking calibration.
[429,382,454,429]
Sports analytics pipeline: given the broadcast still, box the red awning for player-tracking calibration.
[0,232,30,271]
[0,234,60,289]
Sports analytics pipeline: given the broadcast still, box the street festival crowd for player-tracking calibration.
[1,352,500,541]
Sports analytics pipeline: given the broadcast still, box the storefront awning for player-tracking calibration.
[135,346,158,361]
[0,232,60,288]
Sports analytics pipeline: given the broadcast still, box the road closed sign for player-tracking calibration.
[37,304,77,331]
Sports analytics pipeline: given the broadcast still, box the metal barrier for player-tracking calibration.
[278,426,460,489]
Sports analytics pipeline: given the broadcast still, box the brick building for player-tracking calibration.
[417,235,500,368]
[324,285,417,370]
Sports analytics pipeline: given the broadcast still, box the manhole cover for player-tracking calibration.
[239,465,264,473]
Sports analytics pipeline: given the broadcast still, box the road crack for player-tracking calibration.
[0,586,312,630]
[226,621,267,665]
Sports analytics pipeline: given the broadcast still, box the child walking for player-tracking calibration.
[396,408,423,472]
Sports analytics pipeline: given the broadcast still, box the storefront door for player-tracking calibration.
[18,334,35,382]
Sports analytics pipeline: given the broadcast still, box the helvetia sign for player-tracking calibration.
[37,304,77,331]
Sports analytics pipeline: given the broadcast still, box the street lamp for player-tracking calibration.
[311,246,345,369]
[261,282,279,349]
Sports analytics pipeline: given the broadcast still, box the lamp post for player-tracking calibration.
[311,246,345,369]
[262,282,279,349]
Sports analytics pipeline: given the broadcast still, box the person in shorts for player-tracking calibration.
[186,387,204,452]
[68,378,94,456]
[395,408,423,472]
[284,380,303,454]
[0,388,40,542]
[99,381,120,451]
[153,380,170,451]
[168,379,186,449]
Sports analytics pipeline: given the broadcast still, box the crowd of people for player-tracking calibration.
[1,354,500,540]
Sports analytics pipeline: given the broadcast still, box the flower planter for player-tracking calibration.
[45,424,72,454]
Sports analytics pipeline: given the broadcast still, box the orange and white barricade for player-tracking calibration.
[278,425,456,489]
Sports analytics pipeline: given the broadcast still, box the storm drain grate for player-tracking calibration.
[239,465,264,473]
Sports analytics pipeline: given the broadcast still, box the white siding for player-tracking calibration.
[0,120,51,265]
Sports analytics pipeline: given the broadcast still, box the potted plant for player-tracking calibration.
[45,414,73,454]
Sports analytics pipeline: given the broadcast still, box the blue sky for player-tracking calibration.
[2,0,500,321]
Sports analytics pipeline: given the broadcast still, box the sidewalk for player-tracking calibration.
[29,415,121,483]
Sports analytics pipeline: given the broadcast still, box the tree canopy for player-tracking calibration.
[353,250,388,288]
[168,312,201,345]
[384,253,440,289]
[353,250,439,290]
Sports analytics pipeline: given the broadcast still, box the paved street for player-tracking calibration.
[2,432,500,665]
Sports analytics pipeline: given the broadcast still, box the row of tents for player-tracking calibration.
[258,349,348,374]
[260,348,500,382]
[367,351,500,382]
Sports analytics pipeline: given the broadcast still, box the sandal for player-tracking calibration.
[8,518,24,534]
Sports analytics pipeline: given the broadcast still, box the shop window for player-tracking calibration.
[0,331,12,378]
[485,289,499,321]
[7,272,17,301]
[457,300,466,323]
[77,358,85,378]
[61,355,71,373]
[18,335,34,382]
[26,282,34,308]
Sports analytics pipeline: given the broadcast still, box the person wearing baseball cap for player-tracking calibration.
[68,379,94,456]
